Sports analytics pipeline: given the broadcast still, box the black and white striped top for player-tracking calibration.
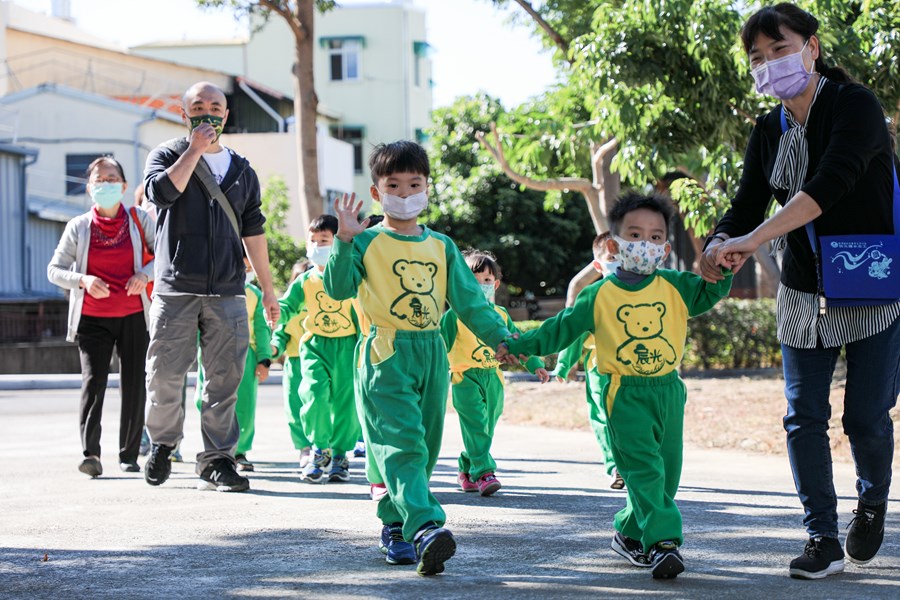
[776,284,900,349]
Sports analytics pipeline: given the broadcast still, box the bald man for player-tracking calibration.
[142,81,279,493]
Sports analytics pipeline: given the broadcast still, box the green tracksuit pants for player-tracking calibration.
[359,328,448,542]
[195,347,259,456]
[354,337,382,485]
[283,356,310,450]
[299,334,359,455]
[601,370,685,550]
[452,367,504,480]
[586,365,616,475]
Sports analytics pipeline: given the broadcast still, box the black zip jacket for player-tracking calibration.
[715,80,895,294]
[144,138,265,296]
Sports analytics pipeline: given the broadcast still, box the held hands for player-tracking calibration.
[262,291,281,329]
[81,275,110,299]
[715,234,758,275]
[125,273,149,296]
[535,368,551,384]
[255,363,269,383]
[334,193,369,243]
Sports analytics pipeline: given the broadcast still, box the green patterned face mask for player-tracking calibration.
[188,114,225,140]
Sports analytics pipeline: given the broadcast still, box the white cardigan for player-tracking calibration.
[47,207,156,342]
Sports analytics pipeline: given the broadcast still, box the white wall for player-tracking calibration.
[224,129,353,240]
[0,87,183,206]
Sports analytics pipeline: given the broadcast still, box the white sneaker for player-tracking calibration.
[299,446,312,469]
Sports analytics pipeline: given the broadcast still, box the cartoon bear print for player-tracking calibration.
[470,343,499,368]
[314,291,352,334]
[615,302,676,375]
[390,260,441,329]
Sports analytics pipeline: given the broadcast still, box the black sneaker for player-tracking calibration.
[611,531,651,567]
[649,540,684,579]
[144,444,173,486]
[78,456,102,478]
[379,523,416,565]
[414,524,456,576]
[119,460,141,473]
[235,454,255,472]
[845,501,886,565]
[198,458,250,492]
[789,536,844,579]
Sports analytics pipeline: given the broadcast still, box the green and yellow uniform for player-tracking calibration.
[272,307,311,450]
[276,268,360,456]
[441,304,544,480]
[324,225,511,542]
[555,332,616,475]
[507,269,732,550]
[195,283,273,455]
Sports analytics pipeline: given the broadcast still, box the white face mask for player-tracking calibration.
[479,282,496,303]
[613,236,668,275]
[307,242,332,267]
[245,272,255,285]
[601,260,620,276]
[379,190,428,220]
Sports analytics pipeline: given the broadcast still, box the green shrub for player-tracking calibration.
[509,298,781,373]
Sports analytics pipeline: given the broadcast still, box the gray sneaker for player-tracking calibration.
[328,455,350,482]
[78,456,102,478]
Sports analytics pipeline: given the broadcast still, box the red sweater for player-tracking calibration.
[82,206,143,318]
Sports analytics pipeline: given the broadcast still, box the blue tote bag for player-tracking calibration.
[780,107,900,307]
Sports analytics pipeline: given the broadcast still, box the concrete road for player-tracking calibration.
[1,385,898,599]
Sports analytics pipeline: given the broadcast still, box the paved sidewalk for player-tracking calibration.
[1,385,898,599]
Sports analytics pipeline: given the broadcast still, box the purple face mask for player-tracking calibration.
[751,40,813,100]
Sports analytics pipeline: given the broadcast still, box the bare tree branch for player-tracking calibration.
[476,123,592,193]
[259,0,306,41]
[510,0,571,63]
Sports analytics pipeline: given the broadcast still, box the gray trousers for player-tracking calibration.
[145,294,248,473]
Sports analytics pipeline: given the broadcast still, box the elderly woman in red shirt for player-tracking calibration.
[48,157,155,477]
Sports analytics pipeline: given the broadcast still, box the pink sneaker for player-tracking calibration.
[370,483,387,502]
[457,472,478,492]
[476,472,502,496]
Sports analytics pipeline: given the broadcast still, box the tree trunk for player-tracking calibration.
[292,0,321,232]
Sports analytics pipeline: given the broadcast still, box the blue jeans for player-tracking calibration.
[782,315,900,538]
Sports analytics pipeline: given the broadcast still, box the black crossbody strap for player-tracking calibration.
[162,138,241,239]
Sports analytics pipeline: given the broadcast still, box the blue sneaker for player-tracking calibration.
[379,523,416,565]
[414,525,456,576]
[328,454,349,482]
[353,440,366,458]
[302,448,331,483]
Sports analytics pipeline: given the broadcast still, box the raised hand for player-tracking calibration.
[334,193,369,243]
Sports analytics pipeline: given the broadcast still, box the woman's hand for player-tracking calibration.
[700,239,728,283]
[125,273,149,296]
[81,275,110,299]
[334,193,369,243]
[715,233,761,274]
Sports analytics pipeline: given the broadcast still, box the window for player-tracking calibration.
[328,39,360,81]
[66,153,108,196]
[413,42,431,88]
[331,126,364,174]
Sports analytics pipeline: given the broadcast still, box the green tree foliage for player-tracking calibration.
[488,0,900,237]
[426,94,596,296]
[260,176,305,294]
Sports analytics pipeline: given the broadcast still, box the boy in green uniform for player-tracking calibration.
[553,232,625,489]
[441,251,548,496]
[272,260,312,470]
[501,192,732,579]
[274,216,360,483]
[324,141,511,576]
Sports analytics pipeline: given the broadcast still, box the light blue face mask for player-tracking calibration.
[307,243,332,267]
[479,282,496,303]
[90,182,124,209]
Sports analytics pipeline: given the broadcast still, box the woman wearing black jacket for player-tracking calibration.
[700,3,900,580]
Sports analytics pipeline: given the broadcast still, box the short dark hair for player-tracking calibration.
[463,250,502,281]
[740,3,855,84]
[309,214,338,235]
[607,191,675,237]
[592,231,611,259]
[86,156,126,183]
[368,141,430,184]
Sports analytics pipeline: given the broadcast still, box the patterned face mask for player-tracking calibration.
[479,282,496,303]
[613,236,669,275]
[189,114,225,141]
